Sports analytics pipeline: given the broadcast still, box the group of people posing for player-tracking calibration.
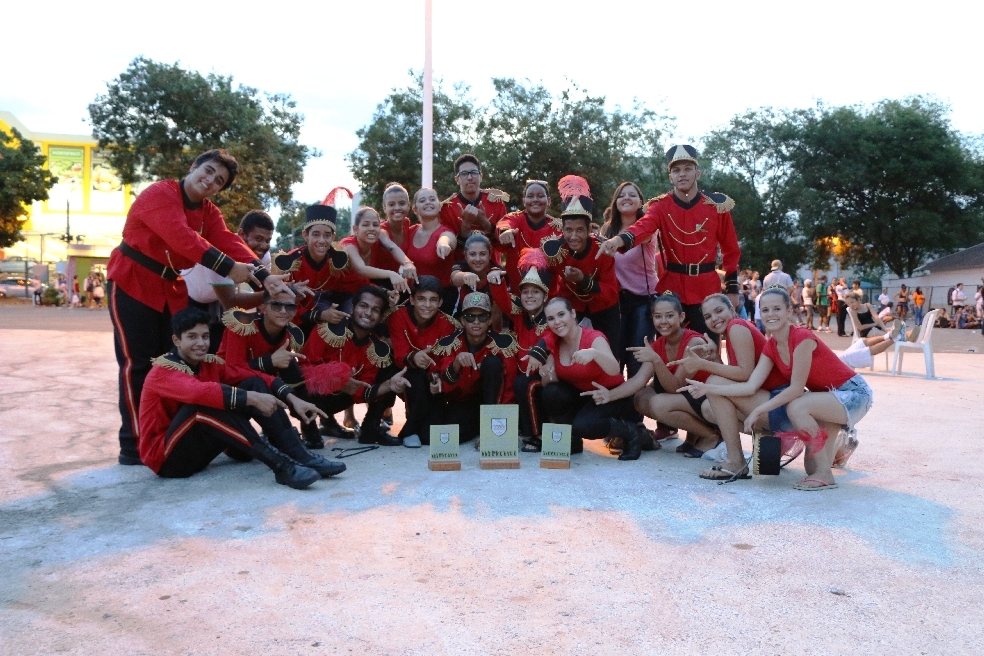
[106,144,872,491]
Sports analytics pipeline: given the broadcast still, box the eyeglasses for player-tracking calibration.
[456,170,481,179]
[525,179,548,188]
[461,312,490,323]
[267,302,298,314]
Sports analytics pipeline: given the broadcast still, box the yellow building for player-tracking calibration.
[0,111,147,282]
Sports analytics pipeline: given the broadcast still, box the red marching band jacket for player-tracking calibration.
[386,305,459,371]
[271,245,351,328]
[620,191,740,305]
[137,352,247,473]
[215,309,303,401]
[431,329,519,403]
[495,210,562,291]
[302,321,393,404]
[107,179,265,312]
[487,280,548,355]
[542,234,619,313]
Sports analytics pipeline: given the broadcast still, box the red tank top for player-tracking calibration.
[762,325,856,391]
[650,328,708,382]
[724,318,786,391]
[406,223,454,287]
[543,327,624,392]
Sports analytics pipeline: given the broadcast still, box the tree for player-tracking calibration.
[701,108,809,273]
[346,71,475,209]
[788,97,984,278]
[88,57,316,230]
[475,79,668,219]
[0,127,56,247]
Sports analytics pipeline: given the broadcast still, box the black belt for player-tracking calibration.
[665,262,716,276]
[118,241,180,281]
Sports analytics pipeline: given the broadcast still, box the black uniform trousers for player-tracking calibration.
[541,381,641,440]
[513,371,543,438]
[427,354,505,444]
[580,303,622,358]
[303,365,398,440]
[108,281,174,461]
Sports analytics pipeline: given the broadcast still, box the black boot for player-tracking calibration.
[613,420,645,461]
[319,415,357,439]
[359,427,402,446]
[250,436,320,489]
[276,428,347,478]
[301,420,325,449]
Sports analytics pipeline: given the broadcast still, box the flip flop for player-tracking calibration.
[699,465,751,482]
[676,441,694,453]
[794,477,839,491]
[682,437,723,459]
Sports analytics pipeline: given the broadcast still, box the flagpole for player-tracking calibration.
[422,0,434,189]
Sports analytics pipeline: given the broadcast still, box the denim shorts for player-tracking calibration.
[767,375,873,432]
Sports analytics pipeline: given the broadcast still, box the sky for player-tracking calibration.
[3,0,982,211]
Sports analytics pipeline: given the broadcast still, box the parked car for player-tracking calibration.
[0,278,44,298]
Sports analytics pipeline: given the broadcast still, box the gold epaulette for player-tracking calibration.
[327,247,349,274]
[510,296,523,316]
[432,331,462,357]
[488,330,519,358]
[222,308,259,336]
[485,189,510,204]
[150,354,194,376]
[542,238,567,267]
[272,249,302,275]
[442,194,456,206]
[316,322,348,348]
[548,215,563,232]
[203,354,225,365]
[703,192,735,213]
[442,311,462,330]
[648,193,669,204]
[287,323,305,351]
[367,336,393,369]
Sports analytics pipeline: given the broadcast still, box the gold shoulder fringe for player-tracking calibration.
[203,354,225,365]
[367,339,393,369]
[542,239,567,267]
[442,312,462,330]
[316,322,347,348]
[548,215,563,233]
[489,332,519,358]
[649,193,669,204]
[431,333,461,357]
[222,308,258,336]
[328,248,349,275]
[703,193,736,213]
[510,296,523,316]
[151,355,193,376]
[287,324,305,351]
[271,250,302,275]
[486,189,510,204]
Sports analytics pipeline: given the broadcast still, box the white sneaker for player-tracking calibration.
[403,434,422,448]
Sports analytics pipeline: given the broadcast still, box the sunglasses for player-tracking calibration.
[267,301,298,314]
[461,312,490,323]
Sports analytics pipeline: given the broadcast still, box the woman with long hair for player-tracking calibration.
[681,287,873,489]
[406,188,458,313]
[335,207,416,294]
[450,234,504,326]
[525,297,650,460]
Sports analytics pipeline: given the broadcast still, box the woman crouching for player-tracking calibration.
[681,287,873,490]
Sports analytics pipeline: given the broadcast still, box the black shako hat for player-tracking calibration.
[304,204,337,230]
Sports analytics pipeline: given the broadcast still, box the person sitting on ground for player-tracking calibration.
[680,286,873,490]
[542,175,621,354]
[496,179,562,291]
[427,292,519,445]
[488,248,551,451]
[272,204,351,335]
[138,307,345,489]
[524,297,650,461]
[877,302,896,324]
[300,285,410,448]
[387,275,459,448]
[450,234,505,326]
[620,292,721,458]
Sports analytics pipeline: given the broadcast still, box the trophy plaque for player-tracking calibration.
[540,423,572,469]
[479,405,520,470]
[429,424,461,471]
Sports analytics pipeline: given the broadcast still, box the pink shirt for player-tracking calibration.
[613,239,659,296]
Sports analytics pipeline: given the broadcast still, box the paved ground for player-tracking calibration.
[1,300,982,654]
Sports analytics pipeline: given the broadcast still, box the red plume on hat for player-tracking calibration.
[557,175,592,201]
[322,187,354,206]
[517,247,552,292]
[557,175,593,218]
[300,361,352,396]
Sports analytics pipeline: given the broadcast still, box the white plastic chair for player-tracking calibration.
[848,309,888,371]
[892,308,941,378]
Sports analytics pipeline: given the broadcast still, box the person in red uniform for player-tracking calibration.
[138,307,345,488]
[386,275,459,447]
[450,234,505,323]
[271,204,352,335]
[107,149,291,465]
[406,188,458,313]
[301,285,410,448]
[496,180,562,291]
[597,144,741,339]
[680,287,873,490]
[488,248,551,451]
[542,175,621,355]
[334,207,416,296]
[428,292,518,444]
[439,154,509,255]
[525,297,650,460]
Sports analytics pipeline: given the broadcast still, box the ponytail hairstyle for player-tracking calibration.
[650,290,683,315]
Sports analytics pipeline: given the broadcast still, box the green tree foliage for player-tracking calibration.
[474,79,667,219]
[788,97,984,278]
[701,108,809,273]
[88,57,316,230]
[0,128,56,247]
[347,72,475,209]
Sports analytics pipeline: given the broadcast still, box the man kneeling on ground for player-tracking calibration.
[138,307,345,488]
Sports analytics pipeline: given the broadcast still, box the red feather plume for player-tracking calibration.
[322,187,354,206]
[300,361,352,396]
[557,175,591,201]
[517,247,548,274]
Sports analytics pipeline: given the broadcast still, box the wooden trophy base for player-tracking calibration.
[428,460,461,471]
[540,459,571,469]
[480,459,520,470]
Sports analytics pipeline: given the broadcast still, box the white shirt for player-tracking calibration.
[878,293,890,307]
[763,270,793,290]
[181,250,270,304]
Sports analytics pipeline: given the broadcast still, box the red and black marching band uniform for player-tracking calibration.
[138,350,328,483]
[439,190,509,253]
[301,321,398,444]
[542,234,622,354]
[386,304,459,440]
[488,281,549,438]
[617,191,740,336]
[107,179,271,464]
[425,329,519,443]
[272,246,351,337]
[496,210,562,291]
[216,309,305,397]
